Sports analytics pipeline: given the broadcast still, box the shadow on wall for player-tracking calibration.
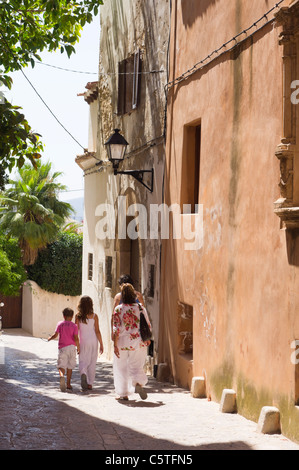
[181,0,219,27]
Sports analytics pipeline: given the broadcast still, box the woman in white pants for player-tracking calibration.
[113,283,151,400]
[76,296,104,390]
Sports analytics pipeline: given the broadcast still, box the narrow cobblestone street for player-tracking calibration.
[1,329,299,454]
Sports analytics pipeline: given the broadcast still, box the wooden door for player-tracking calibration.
[0,290,23,328]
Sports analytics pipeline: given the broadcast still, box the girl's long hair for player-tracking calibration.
[77,295,94,324]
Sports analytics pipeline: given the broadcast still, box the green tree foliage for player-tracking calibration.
[0,97,43,184]
[0,160,73,265]
[0,166,8,191]
[0,232,27,296]
[26,231,82,296]
[0,0,103,187]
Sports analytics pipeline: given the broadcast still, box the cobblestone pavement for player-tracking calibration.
[1,329,299,454]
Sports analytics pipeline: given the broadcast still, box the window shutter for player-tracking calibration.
[132,49,141,110]
[117,51,142,115]
[117,60,126,115]
[125,55,134,114]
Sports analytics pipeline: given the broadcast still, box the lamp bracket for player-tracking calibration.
[114,169,154,192]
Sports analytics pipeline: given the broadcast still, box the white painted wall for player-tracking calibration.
[22,281,81,339]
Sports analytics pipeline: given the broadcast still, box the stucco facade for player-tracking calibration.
[76,1,170,363]
[159,0,299,442]
[22,281,81,339]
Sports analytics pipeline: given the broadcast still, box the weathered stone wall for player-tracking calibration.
[81,1,170,364]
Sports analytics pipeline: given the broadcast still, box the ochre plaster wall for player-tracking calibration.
[160,0,299,442]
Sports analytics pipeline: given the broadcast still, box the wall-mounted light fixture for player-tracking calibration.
[105,129,154,192]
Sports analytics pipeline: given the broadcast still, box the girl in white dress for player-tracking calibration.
[113,283,152,400]
[76,296,104,390]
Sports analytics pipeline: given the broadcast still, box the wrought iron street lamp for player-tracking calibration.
[105,129,154,192]
[104,128,128,167]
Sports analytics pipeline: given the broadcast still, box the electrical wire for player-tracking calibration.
[83,135,165,177]
[165,0,285,91]
[0,1,285,152]
[59,188,84,193]
[0,27,86,150]
[19,68,85,149]
[36,61,98,75]
[36,60,164,76]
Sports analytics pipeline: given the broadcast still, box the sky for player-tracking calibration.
[5,14,101,202]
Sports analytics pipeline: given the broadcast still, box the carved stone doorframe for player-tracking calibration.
[274,1,299,229]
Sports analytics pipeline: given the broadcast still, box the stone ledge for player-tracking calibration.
[274,205,299,230]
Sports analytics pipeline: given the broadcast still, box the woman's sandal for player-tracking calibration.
[60,376,66,393]
[81,373,88,391]
[135,384,147,400]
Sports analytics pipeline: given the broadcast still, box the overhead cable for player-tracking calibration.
[166,0,285,91]
[19,69,85,150]
[36,61,98,75]
[0,28,86,150]
[36,60,164,76]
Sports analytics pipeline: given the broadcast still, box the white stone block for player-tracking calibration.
[191,376,206,398]
[257,406,281,435]
[220,389,237,413]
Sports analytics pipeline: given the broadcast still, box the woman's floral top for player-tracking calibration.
[113,303,151,351]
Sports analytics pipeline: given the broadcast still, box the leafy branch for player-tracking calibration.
[0,0,103,188]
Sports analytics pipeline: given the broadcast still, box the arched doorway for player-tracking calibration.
[117,215,141,292]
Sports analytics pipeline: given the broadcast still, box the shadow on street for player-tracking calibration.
[0,335,253,451]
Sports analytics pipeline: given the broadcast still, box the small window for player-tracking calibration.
[117,50,141,115]
[105,256,113,289]
[148,264,155,298]
[181,123,201,213]
[88,253,93,281]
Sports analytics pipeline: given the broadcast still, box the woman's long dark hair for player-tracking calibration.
[121,283,137,304]
[77,295,94,324]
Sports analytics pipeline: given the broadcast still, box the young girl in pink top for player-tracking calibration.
[48,308,79,392]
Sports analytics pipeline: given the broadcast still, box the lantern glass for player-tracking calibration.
[105,129,128,165]
[109,143,127,162]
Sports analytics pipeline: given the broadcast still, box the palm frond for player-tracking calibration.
[0,159,72,265]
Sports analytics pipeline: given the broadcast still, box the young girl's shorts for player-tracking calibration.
[57,345,77,370]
